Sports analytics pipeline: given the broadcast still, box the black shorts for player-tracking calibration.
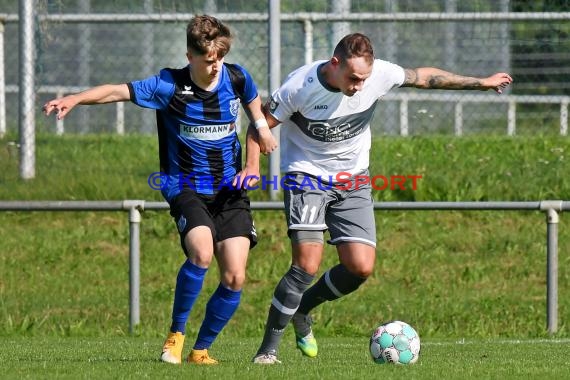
[169,188,257,254]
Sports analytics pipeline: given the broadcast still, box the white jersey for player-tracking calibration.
[269,59,405,179]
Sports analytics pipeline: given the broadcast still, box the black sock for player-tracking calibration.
[297,264,367,315]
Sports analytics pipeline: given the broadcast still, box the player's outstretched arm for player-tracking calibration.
[43,84,131,120]
[401,68,513,94]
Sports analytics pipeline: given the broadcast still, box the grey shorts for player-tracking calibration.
[283,172,376,247]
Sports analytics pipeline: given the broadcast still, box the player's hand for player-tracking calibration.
[43,96,78,120]
[233,165,260,190]
[483,73,513,94]
[257,127,278,155]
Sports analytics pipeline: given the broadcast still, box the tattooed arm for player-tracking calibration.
[401,68,513,94]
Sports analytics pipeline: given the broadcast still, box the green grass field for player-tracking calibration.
[2,133,570,378]
[2,337,570,379]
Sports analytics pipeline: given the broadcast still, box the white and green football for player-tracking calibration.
[369,320,421,364]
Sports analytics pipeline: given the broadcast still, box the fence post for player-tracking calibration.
[454,101,463,136]
[124,200,144,334]
[540,200,562,334]
[400,99,409,136]
[0,21,5,138]
[303,19,313,65]
[56,90,64,135]
[116,102,125,135]
[268,0,281,200]
[19,0,36,178]
[507,100,516,136]
[561,100,568,136]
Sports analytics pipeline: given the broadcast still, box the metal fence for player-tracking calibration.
[2,2,570,137]
[1,2,569,183]
[2,2,570,183]
[0,199,566,335]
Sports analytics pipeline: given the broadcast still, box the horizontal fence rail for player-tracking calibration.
[0,200,567,335]
[3,12,570,23]
[4,83,568,136]
[382,93,570,136]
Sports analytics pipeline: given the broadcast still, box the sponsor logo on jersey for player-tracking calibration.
[290,101,377,142]
[314,104,328,110]
[180,123,236,140]
[306,121,359,142]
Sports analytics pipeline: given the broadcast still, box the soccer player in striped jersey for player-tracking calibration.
[44,15,277,365]
[252,33,512,364]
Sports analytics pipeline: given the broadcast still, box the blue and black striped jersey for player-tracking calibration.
[128,63,258,201]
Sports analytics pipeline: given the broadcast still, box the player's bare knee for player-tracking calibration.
[338,243,376,278]
[356,266,374,279]
[292,249,322,275]
[187,249,214,268]
[291,230,324,274]
[221,272,246,290]
[343,261,374,278]
[294,260,320,276]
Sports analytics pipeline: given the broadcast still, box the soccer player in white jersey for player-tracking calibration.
[253,33,512,364]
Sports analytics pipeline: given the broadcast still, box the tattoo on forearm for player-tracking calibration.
[403,69,418,86]
[427,75,482,90]
[402,68,483,90]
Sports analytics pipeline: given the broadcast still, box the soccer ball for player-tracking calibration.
[369,320,420,364]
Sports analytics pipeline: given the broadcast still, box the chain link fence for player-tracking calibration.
[1,0,569,139]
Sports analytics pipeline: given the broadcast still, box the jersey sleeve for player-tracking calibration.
[236,64,259,105]
[376,60,406,89]
[128,69,176,110]
[267,77,298,123]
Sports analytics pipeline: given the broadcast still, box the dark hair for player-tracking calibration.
[333,33,374,65]
[186,15,232,58]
